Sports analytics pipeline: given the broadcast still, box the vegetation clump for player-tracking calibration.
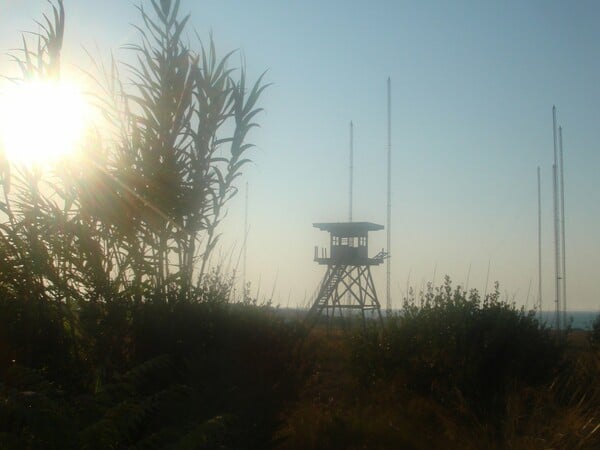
[0,1,292,448]
[0,0,266,308]
[352,277,562,416]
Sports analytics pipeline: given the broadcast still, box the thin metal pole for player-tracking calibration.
[537,166,542,321]
[525,278,532,309]
[552,106,561,330]
[386,77,392,314]
[347,121,354,308]
[559,126,567,328]
[242,182,248,300]
[484,258,490,299]
[349,121,353,222]
[553,163,560,330]
[465,263,471,292]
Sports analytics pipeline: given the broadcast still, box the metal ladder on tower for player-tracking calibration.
[305,265,345,324]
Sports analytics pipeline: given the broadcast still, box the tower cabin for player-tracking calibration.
[313,222,385,266]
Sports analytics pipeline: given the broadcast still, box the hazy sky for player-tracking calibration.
[2,1,600,311]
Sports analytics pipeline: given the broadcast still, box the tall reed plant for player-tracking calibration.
[0,0,266,306]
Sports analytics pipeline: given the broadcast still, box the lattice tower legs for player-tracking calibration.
[307,264,383,328]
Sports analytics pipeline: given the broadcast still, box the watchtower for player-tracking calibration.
[306,222,387,328]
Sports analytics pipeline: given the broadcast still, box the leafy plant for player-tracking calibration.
[0,3,273,445]
[351,277,564,426]
[0,0,267,308]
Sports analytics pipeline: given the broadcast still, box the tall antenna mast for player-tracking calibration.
[559,126,567,328]
[552,106,561,330]
[242,182,249,299]
[349,121,354,222]
[386,77,392,314]
[537,166,542,321]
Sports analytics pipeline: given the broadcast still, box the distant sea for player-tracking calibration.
[277,308,599,330]
[539,310,599,331]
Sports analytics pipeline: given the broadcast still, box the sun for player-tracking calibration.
[0,78,89,165]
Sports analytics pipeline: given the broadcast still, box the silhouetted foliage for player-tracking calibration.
[0,0,266,308]
[352,277,564,428]
[0,298,298,449]
[0,2,291,449]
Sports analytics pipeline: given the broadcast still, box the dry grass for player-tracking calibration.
[275,326,600,450]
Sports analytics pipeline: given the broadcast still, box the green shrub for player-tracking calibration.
[0,298,298,449]
[0,293,82,391]
[352,277,564,420]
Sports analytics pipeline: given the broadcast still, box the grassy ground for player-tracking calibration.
[1,295,599,449]
[275,324,600,450]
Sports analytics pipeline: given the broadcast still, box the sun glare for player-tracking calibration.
[0,79,89,165]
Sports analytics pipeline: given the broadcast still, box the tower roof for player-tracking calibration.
[313,221,384,236]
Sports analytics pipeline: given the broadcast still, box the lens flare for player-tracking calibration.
[0,79,88,164]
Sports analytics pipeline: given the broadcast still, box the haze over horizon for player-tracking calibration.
[2,0,599,311]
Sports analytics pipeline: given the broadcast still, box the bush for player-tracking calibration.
[0,292,82,391]
[0,298,298,449]
[351,277,564,420]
